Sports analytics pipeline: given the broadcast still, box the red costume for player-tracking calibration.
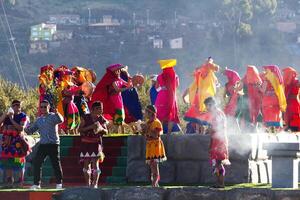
[223,69,241,116]
[243,66,262,124]
[261,65,286,128]
[283,67,300,131]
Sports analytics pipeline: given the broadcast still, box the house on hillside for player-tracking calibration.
[29,23,57,53]
[169,37,183,49]
[29,41,48,54]
[53,30,73,40]
[88,15,120,33]
[48,14,81,25]
[30,23,57,41]
[153,38,163,48]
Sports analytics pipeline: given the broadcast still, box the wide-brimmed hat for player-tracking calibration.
[107,63,125,71]
[158,59,176,69]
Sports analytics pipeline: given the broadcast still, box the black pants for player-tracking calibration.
[33,144,63,185]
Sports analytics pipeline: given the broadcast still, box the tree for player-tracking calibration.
[0,77,38,121]
[216,0,277,38]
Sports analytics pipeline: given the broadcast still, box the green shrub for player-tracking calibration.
[0,77,38,122]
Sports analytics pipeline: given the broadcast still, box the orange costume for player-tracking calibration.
[282,67,300,131]
[145,118,166,163]
[184,59,219,123]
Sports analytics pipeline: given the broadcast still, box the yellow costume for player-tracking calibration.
[145,118,166,163]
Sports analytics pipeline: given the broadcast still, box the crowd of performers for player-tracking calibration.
[0,57,299,189]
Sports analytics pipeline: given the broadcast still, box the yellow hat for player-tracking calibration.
[158,59,177,69]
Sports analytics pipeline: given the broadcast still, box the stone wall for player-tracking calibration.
[53,187,300,200]
[127,133,300,185]
[127,134,252,184]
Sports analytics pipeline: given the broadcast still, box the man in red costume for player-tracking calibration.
[199,97,230,188]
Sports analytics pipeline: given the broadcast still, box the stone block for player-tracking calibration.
[272,157,299,188]
[225,188,272,200]
[276,133,299,142]
[168,188,225,200]
[127,136,144,162]
[199,161,215,184]
[106,187,166,200]
[273,190,300,200]
[176,161,201,183]
[228,134,252,161]
[166,134,210,160]
[200,160,248,184]
[257,161,269,183]
[267,150,300,157]
[159,161,176,183]
[249,134,270,160]
[264,142,300,152]
[126,160,150,183]
[225,161,249,184]
[54,187,104,200]
[265,159,272,183]
[249,160,259,184]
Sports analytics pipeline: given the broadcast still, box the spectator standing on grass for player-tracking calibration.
[25,100,64,189]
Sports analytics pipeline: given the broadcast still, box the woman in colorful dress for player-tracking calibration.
[155,59,181,134]
[238,65,263,132]
[282,67,300,132]
[260,65,286,133]
[223,68,241,117]
[199,97,230,188]
[91,64,132,133]
[120,67,143,133]
[0,100,29,187]
[142,105,166,187]
[55,66,81,134]
[38,65,55,115]
[78,101,108,188]
[183,57,219,134]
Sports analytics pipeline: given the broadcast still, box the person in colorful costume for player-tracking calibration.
[0,100,29,187]
[223,68,241,116]
[239,66,263,131]
[120,67,143,132]
[142,105,166,187]
[260,65,287,132]
[282,67,300,132]
[149,75,158,105]
[91,64,132,133]
[54,66,81,134]
[38,65,55,114]
[198,97,230,188]
[155,59,181,134]
[72,66,96,117]
[78,101,108,188]
[183,57,219,134]
[222,68,242,134]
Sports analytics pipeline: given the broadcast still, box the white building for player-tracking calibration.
[48,14,81,25]
[153,38,163,48]
[169,37,183,49]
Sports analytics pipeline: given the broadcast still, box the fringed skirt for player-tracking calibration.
[145,138,166,164]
